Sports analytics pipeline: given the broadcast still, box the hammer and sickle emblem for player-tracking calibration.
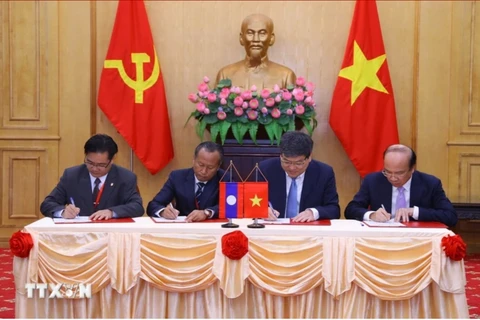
[104,48,160,103]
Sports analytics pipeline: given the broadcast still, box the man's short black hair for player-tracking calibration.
[84,134,118,160]
[279,131,313,158]
[194,141,224,165]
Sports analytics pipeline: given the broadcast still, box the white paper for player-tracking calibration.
[364,219,405,227]
[53,216,92,223]
[257,218,291,224]
[152,216,187,223]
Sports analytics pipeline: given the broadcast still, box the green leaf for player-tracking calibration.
[302,118,313,135]
[231,122,249,145]
[195,120,208,140]
[278,101,291,111]
[203,114,219,124]
[274,122,283,144]
[207,101,220,113]
[277,114,291,126]
[218,121,232,145]
[257,114,272,125]
[237,116,249,124]
[286,84,295,91]
[264,122,277,145]
[248,122,259,144]
[217,79,232,88]
[226,113,238,123]
[184,111,199,128]
[210,123,220,143]
[288,116,296,131]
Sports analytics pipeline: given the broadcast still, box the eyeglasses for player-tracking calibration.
[84,158,111,169]
[280,156,308,168]
[382,169,410,179]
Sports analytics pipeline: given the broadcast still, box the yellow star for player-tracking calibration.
[250,194,262,207]
[338,40,389,105]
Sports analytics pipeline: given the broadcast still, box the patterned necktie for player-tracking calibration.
[396,187,407,213]
[286,178,298,218]
[195,182,205,208]
[92,178,101,206]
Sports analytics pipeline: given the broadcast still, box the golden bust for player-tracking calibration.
[215,14,296,90]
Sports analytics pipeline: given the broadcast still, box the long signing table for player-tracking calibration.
[14,217,469,318]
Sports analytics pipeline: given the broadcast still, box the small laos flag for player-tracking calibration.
[219,182,244,219]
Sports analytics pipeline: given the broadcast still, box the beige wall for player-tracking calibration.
[0,1,479,244]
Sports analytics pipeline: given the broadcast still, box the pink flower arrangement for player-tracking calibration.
[186,77,317,144]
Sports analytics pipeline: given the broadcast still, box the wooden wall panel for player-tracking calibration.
[448,1,480,202]
[0,1,58,137]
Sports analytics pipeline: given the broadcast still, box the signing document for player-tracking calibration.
[152,216,188,223]
[258,218,291,224]
[364,219,405,227]
[53,216,92,224]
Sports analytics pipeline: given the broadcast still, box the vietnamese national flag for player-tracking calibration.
[219,182,244,219]
[98,0,174,175]
[243,182,268,219]
[329,0,399,178]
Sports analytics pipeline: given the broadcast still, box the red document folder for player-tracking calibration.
[150,217,229,224]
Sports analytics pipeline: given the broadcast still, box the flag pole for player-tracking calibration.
[130,148,134,172]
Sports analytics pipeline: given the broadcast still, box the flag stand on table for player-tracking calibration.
[244,164,269,229]
[218,161,243,228]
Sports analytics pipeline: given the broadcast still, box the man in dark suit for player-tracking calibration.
[147,142,225,222]
[40,134,144,220]
[345,144,457,227]
[259,131,340,222]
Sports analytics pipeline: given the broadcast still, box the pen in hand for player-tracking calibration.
[68,197,79,217]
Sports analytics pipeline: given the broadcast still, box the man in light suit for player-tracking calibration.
[40,134,144,220]
[147,142,225,222]
[345,144,458,227]
[259,131,340,222]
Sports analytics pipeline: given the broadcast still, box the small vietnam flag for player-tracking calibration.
[219,182,244,219]
[243,182,269,218]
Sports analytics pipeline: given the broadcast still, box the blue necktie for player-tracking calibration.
[286,178,298,218]
[195,182,205,208]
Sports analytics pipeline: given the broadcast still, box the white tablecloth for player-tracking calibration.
[14,218,469,318]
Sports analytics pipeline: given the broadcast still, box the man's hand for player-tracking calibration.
[62,204,80,219]
[394,208,414,223]
[292,209,315,222]
[90,209,113,221]
[370,208,391,222]
[161,205,179,220]
[186,210,207,222]
[264,207,280,221]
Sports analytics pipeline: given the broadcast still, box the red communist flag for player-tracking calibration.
[243,182,269,219]
[98,0,174,175]
[329,0,399,178]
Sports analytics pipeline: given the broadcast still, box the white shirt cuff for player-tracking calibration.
[412,206,419,220]
[309,208,319,220]
[363,211,375,221]
[53,210,64,218]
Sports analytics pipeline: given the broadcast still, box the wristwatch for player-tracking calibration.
[204,209,212,219]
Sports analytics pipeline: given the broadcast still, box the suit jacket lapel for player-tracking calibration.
[274,171,287,218]
[379,176,393,212]
[98,165,117,209]
[185,169,196,208]
[201,173,220,208]
[409,171,422,207]
[299,164,314,210]
[79,166,94,214]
